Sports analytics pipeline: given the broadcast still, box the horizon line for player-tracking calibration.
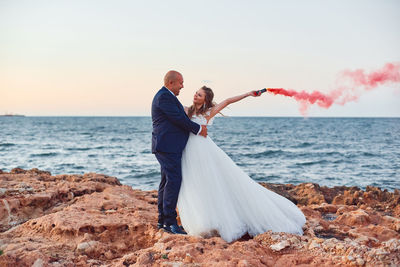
[2,115,400,119]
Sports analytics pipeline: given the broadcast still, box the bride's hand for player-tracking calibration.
[249,91,259,97]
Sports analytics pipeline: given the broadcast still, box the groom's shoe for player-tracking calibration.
[157,223,164,230]
[164,224,187,235]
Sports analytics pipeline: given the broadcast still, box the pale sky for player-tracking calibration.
[1,0,399,116]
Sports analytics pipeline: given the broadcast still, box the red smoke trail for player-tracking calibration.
[267,88,333,108]
[267,62,400,115]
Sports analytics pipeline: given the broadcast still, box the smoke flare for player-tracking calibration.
[267,62,400,115]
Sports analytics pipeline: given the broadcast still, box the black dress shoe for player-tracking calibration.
[157,223,164,230]
[164,224,187,235]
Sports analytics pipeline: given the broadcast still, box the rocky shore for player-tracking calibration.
[0,168,399,266]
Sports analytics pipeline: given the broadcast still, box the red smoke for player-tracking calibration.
[267,62,400,115]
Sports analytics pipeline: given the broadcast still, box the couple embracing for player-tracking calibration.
[151,70,305,243]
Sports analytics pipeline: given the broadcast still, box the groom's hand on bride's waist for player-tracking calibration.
[199,125,207,137]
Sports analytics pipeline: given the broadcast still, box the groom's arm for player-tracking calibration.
[158,93,201,135]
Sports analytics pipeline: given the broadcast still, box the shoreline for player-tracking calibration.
[0,168,398,193]
[0,168,399,266]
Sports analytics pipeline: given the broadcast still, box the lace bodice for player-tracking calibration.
[190,111,214,126]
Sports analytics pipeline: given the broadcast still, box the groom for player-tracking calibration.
[151,70,207,234]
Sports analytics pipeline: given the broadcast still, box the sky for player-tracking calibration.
[1,0,399,117]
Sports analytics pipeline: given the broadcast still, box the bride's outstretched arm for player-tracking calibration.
[208,91,258,120]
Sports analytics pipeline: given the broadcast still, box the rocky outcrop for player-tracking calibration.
[0,168,121,233]
[0,169,399,266]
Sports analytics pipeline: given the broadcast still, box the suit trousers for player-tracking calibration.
[155,151,183,225]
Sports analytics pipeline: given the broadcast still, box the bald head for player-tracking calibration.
[164,70,182,86]
[164,70,184,96]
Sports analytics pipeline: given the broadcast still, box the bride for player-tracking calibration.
[177,86,306,243]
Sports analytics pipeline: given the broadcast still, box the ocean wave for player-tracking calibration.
[247,141,265,146]
[344,151,378,158]
[293,142,313,148]
[253,175,280,182]
[110,137,125,142]
[65,147,91,151]
[362,152,378,157]
[130,171,160,179]
[295,159,329,166]
[0,143,15,147]
[323,151,343,156]
[243,149,285,158]
[73,165,85,170]
[56,163,76,168]
[30,152,59,157]
[332,159,345,164]
[241,149,346,160]
[56,163,85,169]
[361,164,383,169]
[91,126,106,131]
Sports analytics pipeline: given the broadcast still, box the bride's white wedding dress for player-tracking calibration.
[177,112,306,242]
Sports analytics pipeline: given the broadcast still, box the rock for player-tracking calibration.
[0,188,6,197]
[383,215,400,232]
[335,209,371,226]
[308,240,320,249]
[77,241,99,253]
[10,168,27,174]
[270,234,281,241]
[288,236,300,246]
[259,183,298,204]
[104,250,114,260]
[347,255,354,261]
[0,169,121,232]
[183,253,194,263]
[0,169,399,266]
[238,259,250,267]
[356,257,365,266]
[354,236,369,244]
[270,240,290,251]
[32,258,44,267]
[382,238,400,251]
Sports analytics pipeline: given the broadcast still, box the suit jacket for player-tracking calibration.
[151,87,200,154]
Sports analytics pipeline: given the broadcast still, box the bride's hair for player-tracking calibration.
[188,86,216,118]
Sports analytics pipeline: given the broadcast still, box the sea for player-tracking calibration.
[0,117,399,191]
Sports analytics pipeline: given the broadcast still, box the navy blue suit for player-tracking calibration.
[151,86,200,225]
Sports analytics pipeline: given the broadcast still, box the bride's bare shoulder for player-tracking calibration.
[204,108,213,121]
[207,105,220,120]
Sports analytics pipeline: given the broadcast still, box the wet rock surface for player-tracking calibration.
[0,169,399,266]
